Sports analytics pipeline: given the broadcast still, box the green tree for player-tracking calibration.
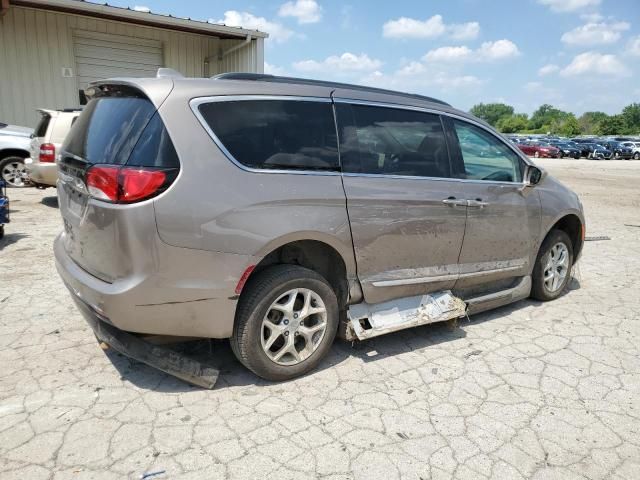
[529,104,569,130]
[559,114,581,137]
[469,103,514,126]
[621,103,640,133]
[496,114,529,133]
[595,115,626,135]
[578,111,609,135]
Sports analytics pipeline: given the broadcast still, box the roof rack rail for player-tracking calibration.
[211,73,451,106]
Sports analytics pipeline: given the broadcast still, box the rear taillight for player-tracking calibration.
[86,165,168,204]
[39,143,56,163]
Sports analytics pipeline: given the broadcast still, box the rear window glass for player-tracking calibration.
[34,113,51,138]
[63,97,155,165]
[127,113,180,168]
[198,100,339,171]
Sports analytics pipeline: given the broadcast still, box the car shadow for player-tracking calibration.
[0,232,30,249]
[107,310,472,392]
[108,280,583,393]
[41,196,59,208]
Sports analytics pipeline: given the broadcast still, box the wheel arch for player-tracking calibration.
[245,237,355,308]
[0,148,30,160]
[544,213,584,260]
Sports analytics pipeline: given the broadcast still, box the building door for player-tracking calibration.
[73,30,163,91]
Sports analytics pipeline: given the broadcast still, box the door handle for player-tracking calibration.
[442,197,467,207]
[467,199,489,208]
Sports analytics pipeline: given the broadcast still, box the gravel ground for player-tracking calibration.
[1,159,639,480]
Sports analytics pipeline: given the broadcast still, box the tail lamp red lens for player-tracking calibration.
[39,143,56,163]
[86,165,167,203]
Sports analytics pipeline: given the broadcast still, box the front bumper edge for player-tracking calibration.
[72,294,219,389]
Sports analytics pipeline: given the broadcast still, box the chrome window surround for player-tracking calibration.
[189,95,532,184]
[189,95,341,177]
[334,98,530,185]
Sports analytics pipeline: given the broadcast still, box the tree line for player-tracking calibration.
[469,102,640,136]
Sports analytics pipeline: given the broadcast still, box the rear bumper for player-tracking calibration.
[25,160,57,186]
[54,232,255,338]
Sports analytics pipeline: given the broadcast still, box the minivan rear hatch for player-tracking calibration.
[57,84,179,282]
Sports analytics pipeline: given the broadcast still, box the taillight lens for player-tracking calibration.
[39,143,56,163]
[86,165,168,204]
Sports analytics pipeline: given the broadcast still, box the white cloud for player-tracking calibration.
[580,12,604,22]
[477,39,521,60]
[538,64,560,76]
[212,11,293,43]
[293,52,383,72]
[422,40,520,63]
[448,22,480,41]
[538,0,601,13]
[560,52,629,77]
[628,36,640,56]
[264,62,287,75]
[133,5,150,12]
[361,68,482,92]
[561,21,630,46]
[423,46,473,63]
[382,14,480,40]
[278,0,322,24]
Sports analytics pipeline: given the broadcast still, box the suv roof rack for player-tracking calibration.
[211,73,451,107]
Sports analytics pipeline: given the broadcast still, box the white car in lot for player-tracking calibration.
[620,141,640,160]
[26,108,82,188]
[0,122,33,187]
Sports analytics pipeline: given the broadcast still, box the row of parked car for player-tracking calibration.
[0,109,81,188]
[507,135,640,160]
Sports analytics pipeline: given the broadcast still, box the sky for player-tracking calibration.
[96,0,639,115]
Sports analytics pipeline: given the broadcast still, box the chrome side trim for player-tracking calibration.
[189,95,341,177]
[371,265,523,287]
[372,274,455,287]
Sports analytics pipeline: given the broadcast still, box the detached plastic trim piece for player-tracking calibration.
[71,294,219,389]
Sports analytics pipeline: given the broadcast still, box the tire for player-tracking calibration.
[534,151,540,158]
[0,156,29,188]
[0,225,4,239]
[231,264,339,381]
[634,152,640,160]
[531,229,574,302]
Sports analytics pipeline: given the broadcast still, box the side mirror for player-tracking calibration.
[524,165,544,186]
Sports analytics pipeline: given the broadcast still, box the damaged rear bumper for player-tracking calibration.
[69,291,219,389]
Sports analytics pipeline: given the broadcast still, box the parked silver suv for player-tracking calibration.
[55,72,585,382]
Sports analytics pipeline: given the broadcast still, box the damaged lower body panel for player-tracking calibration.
[71,293,219,389]
[347,291,467,340]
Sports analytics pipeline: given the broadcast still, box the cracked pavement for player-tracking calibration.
[1,159,639,479]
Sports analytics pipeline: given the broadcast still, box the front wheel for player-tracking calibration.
[531,229,574,302]
[534,151,540,158]
[634,152,640,160]
[0,156,29,188]
[231,265,339,381]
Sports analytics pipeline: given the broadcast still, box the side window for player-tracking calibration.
[452,120,523,182]
[198,100,339,171]
[337,103,451,178]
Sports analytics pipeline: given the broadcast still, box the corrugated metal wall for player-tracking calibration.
[0,5,262,127]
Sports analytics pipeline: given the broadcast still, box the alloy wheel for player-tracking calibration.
[543,242,570,293]
[260,288,328,366]
[1,160,29,187]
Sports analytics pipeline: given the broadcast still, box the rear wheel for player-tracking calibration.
[531,229,573,302]
[0,156,29,188]
[231,265,339,381]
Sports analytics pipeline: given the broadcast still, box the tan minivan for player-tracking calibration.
[55,72,585,382]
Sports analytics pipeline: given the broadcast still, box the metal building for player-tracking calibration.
[0,0,267,127]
